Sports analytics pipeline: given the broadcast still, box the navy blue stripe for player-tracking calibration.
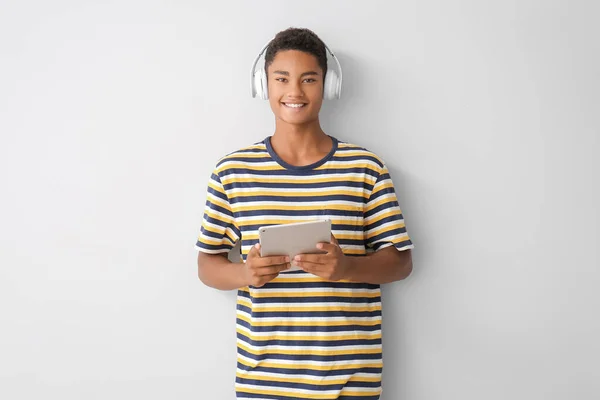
[236,376,349,392]
[206,202,233,218]
[237,295,382,305]
[237,309,382,319]
[332,154,382,165]
[239,238,365,250]
[364,215,406,232]
[236,208,363,218]
[236,319,381,332]
[220,156,273,163]
[223,147,266,155]
[238,222,364,232]
[235,390,316,400]
[220,167,380,178]
[229,194,366,204]
[236,334,382,348]
[364,202,401,219]
[206,185,228,202]
[238,348,381,364]
[195,241,231,252]
[223,180,371,191]
[200,230,238,246]
[372,239,413,251]
[368,228,408,244]
[236,362,382,377]
[235,392,296,400]
[238,290,381,301]
[369,185,396,200]
[202,214,233,228]
[251,282,379,290]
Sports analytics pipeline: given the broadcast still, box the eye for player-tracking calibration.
[303,78,316,83]
[275,77,287,83]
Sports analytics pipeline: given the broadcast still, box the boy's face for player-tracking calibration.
[266,50,324,127]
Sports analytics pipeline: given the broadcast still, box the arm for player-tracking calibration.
[198,244,291,291]
[345,246,412,284]
[197,253,248,291]
[293,237,412,284]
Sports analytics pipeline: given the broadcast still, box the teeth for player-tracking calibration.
[285,103,305,108]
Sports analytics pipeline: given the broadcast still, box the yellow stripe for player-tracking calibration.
[237,299,381,313]
[236,328,382,342]
[204,206,234,219]
[235,370,380,386]
[365,196,396,213]
[232,203,362,212]
[242,231,363,241]
[270,276,354,284]
[228,189,369,199]
[365,221,406,240]
[221,152,269,160]
[343,248,368,255]
[221,175,376,185]
[237,218,362,227]
[238,357,383,371]
[241,290,381,299]
[365,210,401,226]
[198,236,234,247]
[236,314,380,327]
[334,150,376,157]
[237,342,381,356]
[340,389,382,396]
[370,181,395,196]
[235,386,336,400]
[216,163,284,174]
[207,180,227,196]
[238,247,366,257]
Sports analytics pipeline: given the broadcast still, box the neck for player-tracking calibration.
[272,118,328,152]
[270,118,333,165]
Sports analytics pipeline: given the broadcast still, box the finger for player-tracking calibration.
[253,273,280,287]
[295,261,323,274]
[255,255,290,268]
[330,234,339,245]
[316,242,338,253]
[254,263,290,276]
[294,254,326,264]
[295,258,328,268]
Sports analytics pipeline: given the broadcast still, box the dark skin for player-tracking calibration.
[198,50,412,289]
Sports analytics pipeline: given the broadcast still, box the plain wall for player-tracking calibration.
[1,1,598,399]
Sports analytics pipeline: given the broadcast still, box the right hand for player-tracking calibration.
[244,243,290,287]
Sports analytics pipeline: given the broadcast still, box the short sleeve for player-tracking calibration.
[195,169,241,254]
[364,164,414,252]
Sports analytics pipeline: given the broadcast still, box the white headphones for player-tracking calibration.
[251,40,343,100]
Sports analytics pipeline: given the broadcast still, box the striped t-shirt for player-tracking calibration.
[196,136,414,399]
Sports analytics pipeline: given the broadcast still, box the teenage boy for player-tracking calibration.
[196,27,414,400]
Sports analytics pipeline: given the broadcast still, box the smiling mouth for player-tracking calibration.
[282,103,307,108]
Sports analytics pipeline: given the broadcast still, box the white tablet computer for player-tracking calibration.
[259,219,331,271]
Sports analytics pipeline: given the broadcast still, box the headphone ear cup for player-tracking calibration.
[260,69,269,100]
[323,70,340,100]
[253,68,269,100]
[259,68,269,100]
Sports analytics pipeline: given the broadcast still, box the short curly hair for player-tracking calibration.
[264,27,328,79]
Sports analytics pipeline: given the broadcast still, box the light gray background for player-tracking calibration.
[1,1,598,399]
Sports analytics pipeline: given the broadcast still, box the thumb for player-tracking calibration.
[247,243,261,259]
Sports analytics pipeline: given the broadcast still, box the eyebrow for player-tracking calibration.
[272,70,320,77]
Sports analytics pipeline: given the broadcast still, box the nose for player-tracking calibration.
[287,79,305,97]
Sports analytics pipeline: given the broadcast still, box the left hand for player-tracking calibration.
[293,235,352,281]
